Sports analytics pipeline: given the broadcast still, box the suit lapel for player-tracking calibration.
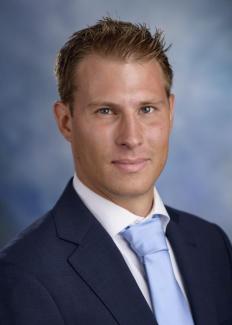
[53,180,156,325]
[166,207,218,325]
[69,219,156,325]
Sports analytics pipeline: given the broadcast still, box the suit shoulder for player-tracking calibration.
[0,211,53,257]
[167,205,217,227]
[166,205,232,247]
[0,210,73,273]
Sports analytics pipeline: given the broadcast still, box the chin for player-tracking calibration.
[108,179,155,198]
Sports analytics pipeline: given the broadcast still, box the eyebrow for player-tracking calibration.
[137,100,164,106]
[87,99,164,108]
[87,101,118,108]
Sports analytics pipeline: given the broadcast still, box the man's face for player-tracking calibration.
[55,55,174,208]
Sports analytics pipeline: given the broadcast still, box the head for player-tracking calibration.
[54,18,174,215]
[55,17,173,114]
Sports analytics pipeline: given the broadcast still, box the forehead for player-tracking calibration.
[74,54,167,93]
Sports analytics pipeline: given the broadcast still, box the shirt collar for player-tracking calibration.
[73,173,170,238]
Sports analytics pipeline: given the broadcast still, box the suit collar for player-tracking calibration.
[52,179,93,245]
[52,179,156,325]
[166,206,218,325]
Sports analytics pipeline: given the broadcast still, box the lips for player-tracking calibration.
[112,158,150,173]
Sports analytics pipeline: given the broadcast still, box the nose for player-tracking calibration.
[115,113,143,149]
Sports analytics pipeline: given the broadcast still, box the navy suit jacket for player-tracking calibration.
[0,180,232,325]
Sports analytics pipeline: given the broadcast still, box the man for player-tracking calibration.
[0,18,231,325]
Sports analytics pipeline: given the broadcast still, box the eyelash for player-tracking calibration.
[140,106,156,114]
[96,106,157,115]
[97,107,113,115]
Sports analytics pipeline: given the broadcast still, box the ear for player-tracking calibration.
[168,93,175,129]
[53,101,73,142]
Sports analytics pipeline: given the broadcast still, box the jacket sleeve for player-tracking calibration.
[0,262,65,325]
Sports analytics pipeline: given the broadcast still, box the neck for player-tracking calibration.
[110,194,154,217]
[75,174,155,217]
[92,186,154,217]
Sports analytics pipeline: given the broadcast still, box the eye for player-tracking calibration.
[140,106,155,114]
[97,107,113,115]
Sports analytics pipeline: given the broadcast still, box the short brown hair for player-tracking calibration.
[55,17,173,108]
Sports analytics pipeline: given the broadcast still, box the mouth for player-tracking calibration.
[111,158,150,173]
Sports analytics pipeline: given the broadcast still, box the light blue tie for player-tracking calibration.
[121,215,194,325]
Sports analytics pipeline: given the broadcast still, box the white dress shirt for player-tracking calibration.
[73,174,189,310]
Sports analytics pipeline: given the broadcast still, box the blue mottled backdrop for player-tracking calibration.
[1,0,232,247]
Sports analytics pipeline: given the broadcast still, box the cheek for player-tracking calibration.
[147,122,170,148]
[71,126,92,160]
[73,125,112,161]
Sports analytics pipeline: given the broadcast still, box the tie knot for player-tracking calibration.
[121,215,168,257]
